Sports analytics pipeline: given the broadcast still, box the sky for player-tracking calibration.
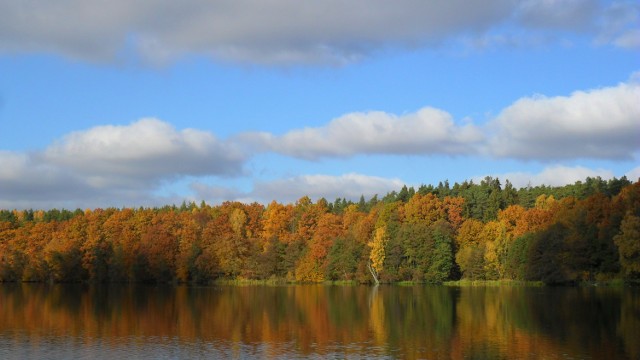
[0,0,639,210]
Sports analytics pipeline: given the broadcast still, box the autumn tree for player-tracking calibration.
[368,226,387,284]
[455,219,485,280]
[614,213,640,278]
[22,222,57,281]
[210,212,249,278]
[249,236,286,279]
[139,212,179,282]
[295,212,343,282]
[261,201,295,244]
[0,223,19,281]
[102,208,139,282]
[443,196,465,231]
[481,220,504,280]
[44,217,86,282]
[1,178,638,284]
[175,211,204,282]
[373,202,402,282]
[403,193,446,226]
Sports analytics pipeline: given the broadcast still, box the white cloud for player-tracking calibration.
[0,151,89,200]
[0,119,246,209]
[0,150,158,210]
[489,80,640,160]
[0,0,591,66]
[3,75,639,209]
[1,0,636,65]
[241,107,484,159]
[44,118,245,184]
[242,76,640,162]
[479,165,616,188]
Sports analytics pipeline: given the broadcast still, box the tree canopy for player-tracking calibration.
[0,176,638,284]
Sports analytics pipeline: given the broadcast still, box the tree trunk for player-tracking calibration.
[367,262,380,285]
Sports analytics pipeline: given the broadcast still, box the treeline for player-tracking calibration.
[0,177,638,284]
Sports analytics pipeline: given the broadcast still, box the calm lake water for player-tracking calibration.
[0,284,638,359]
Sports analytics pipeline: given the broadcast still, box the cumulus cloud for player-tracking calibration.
[0,150,164,209]
[241,107,483,159]
[3,75,639,209]
[478,165,616,188]
[0,0,554,65]
[236,75,640,161]
[44,118,245,186]
[0,119,246,209]
[489,80,640,160]
[0,151,90,201]
[242,75,640,162]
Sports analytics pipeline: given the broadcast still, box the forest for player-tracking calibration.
[0,176,638,284]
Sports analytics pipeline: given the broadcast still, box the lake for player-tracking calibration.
[0,284,638,359]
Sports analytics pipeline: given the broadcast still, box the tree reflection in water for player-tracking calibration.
[0,284,637,359]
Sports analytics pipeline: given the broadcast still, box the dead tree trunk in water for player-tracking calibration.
[367,262,380,285]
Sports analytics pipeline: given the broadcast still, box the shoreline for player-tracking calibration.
[2,278,637,287]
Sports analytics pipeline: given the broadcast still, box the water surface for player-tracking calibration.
[0,284,637,359]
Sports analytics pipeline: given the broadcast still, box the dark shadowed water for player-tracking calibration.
[0,284,638,359]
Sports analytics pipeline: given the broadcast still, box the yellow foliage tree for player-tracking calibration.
[261,201,294,243]
[229,208,247,238]
[403,193,445,226]
[481,221,504,279]
[368,226,388,283]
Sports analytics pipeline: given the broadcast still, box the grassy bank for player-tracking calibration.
[443,279,637,287]
[443,279,545,287]
[211,277,362,286]
[3,277,636,286]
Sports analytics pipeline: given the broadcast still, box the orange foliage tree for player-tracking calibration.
[1,180,639,284]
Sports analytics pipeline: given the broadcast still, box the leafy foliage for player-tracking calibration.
[0,177,638,284]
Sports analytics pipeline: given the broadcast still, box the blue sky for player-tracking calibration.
[0,0,639,209]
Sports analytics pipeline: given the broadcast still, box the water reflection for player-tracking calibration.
[0,284,637,359]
